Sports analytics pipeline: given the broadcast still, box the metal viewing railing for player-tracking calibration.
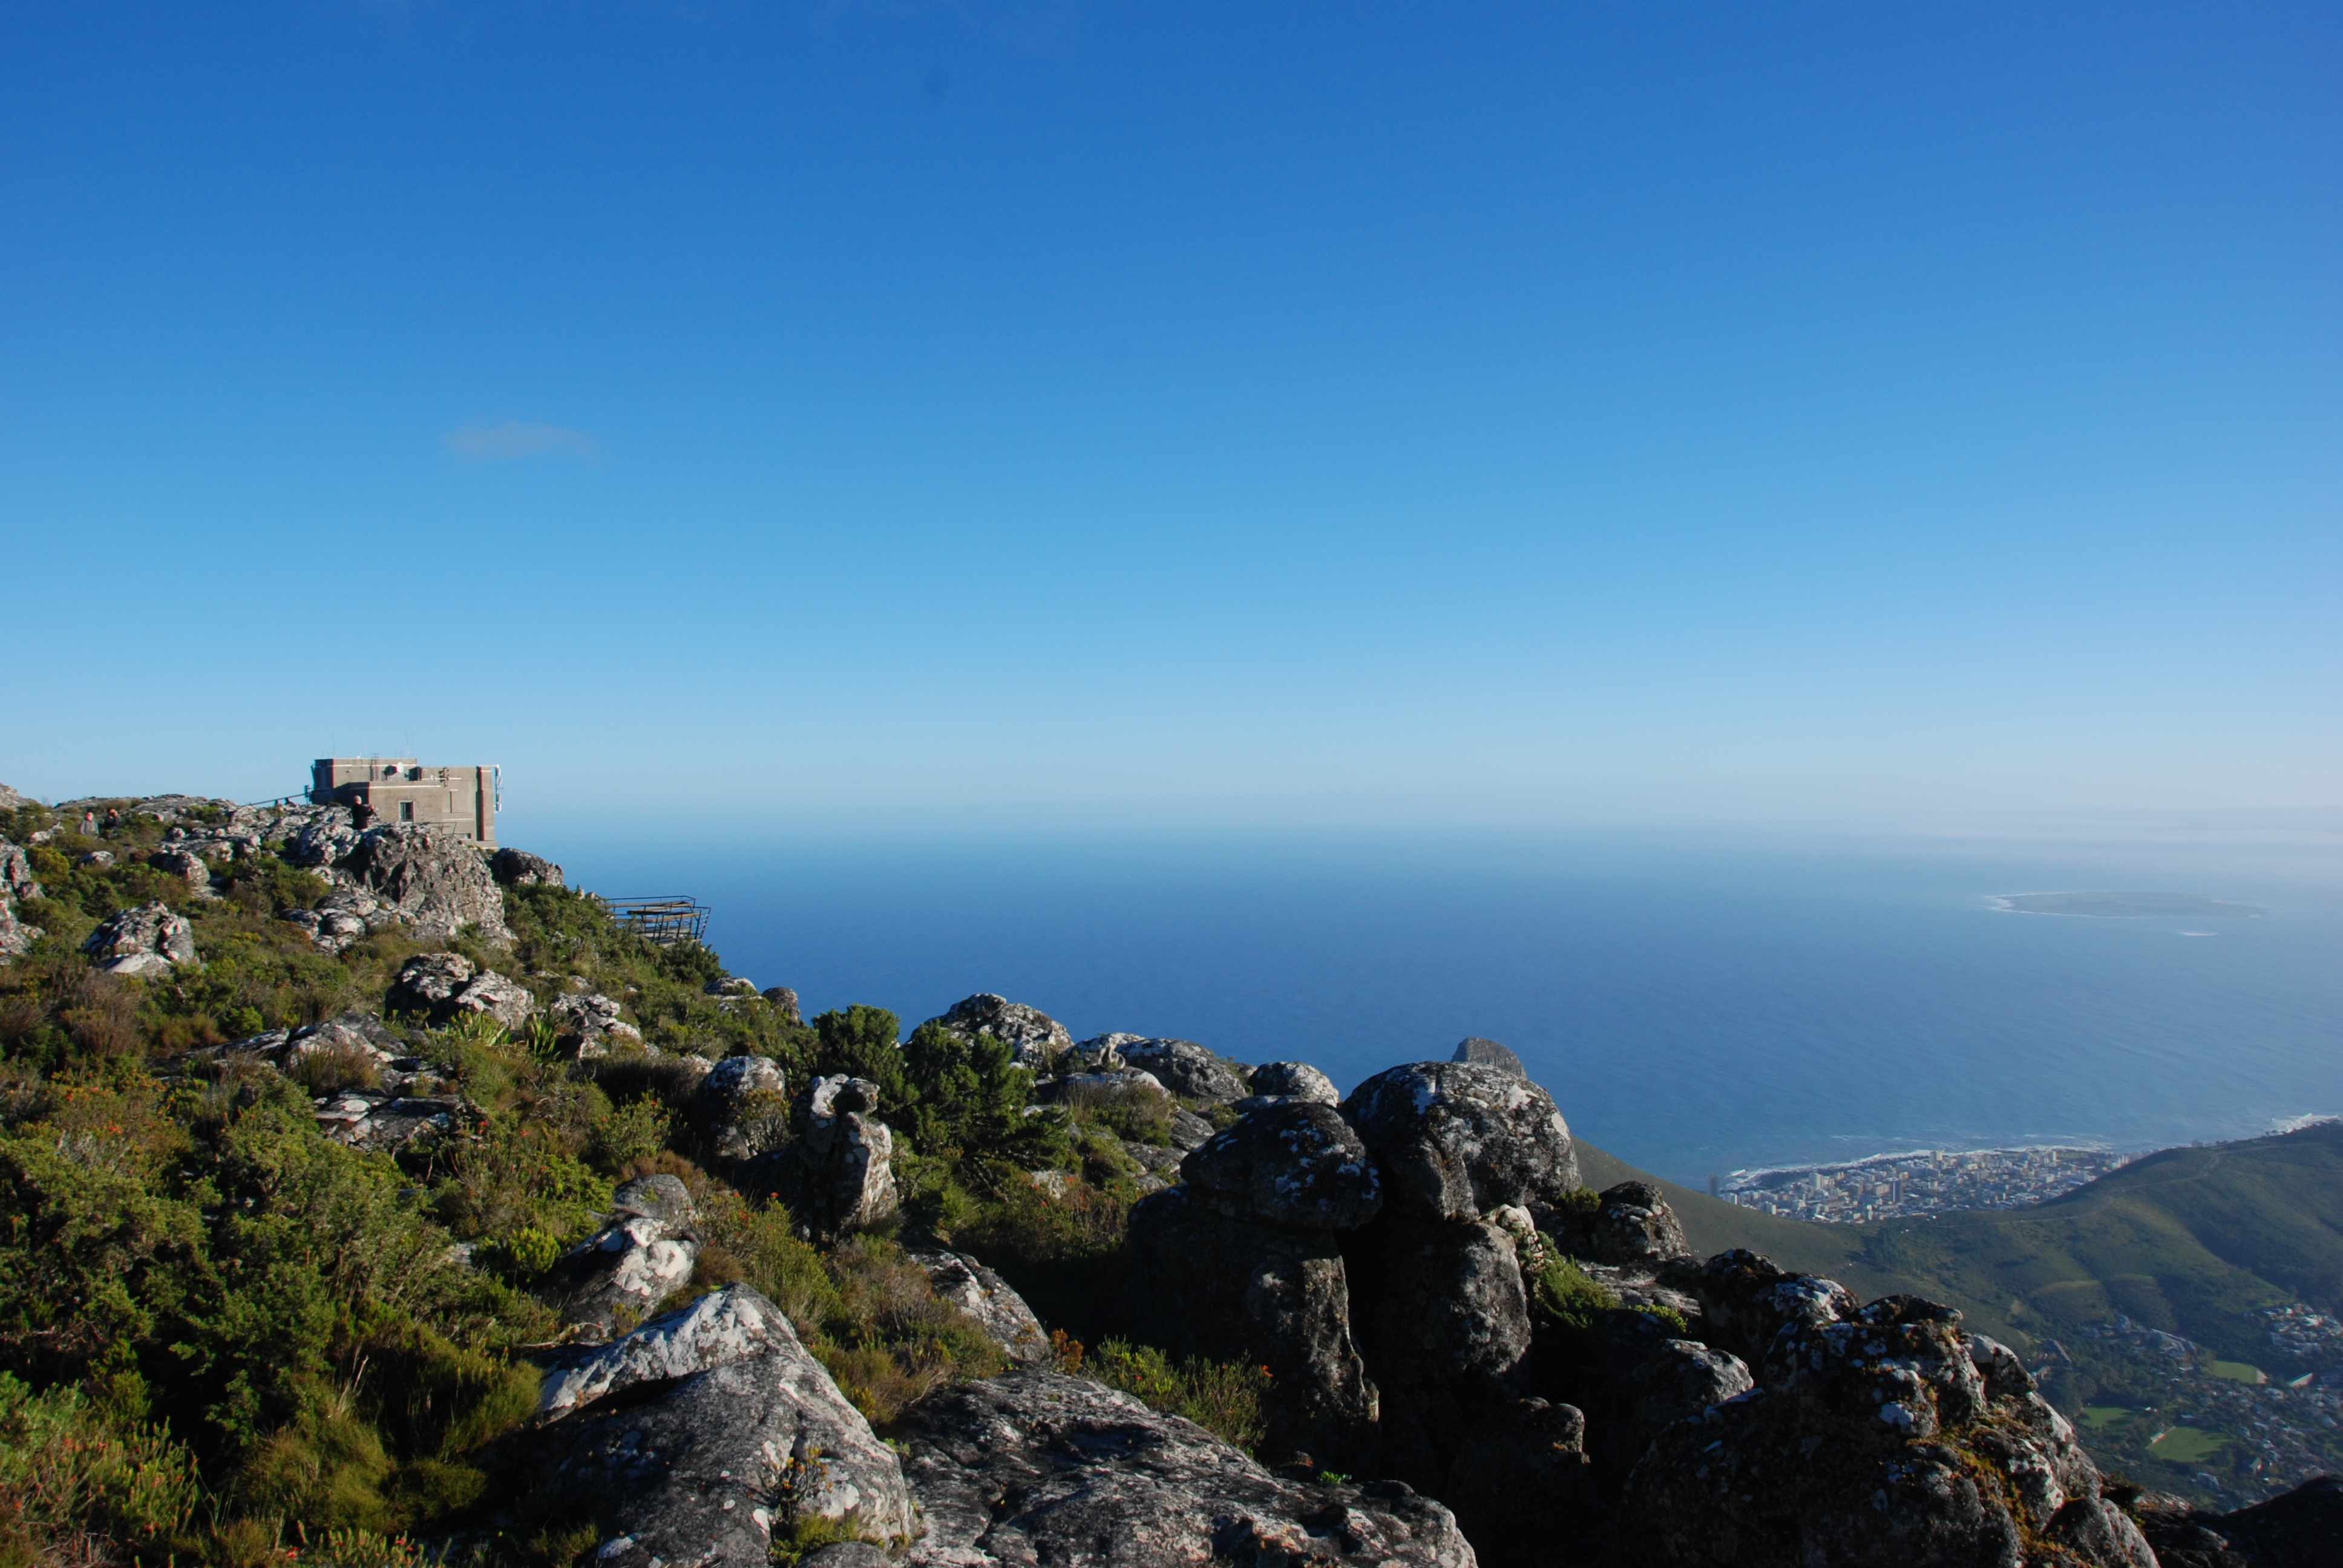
[598,895,711,946]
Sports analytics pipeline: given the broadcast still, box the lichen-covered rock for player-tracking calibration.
[451,969,534,1028]
[313,1091,470,1154]
[893,1370,1475,1567]
[146,846,216,893]
[922,993,1072,1067]
[387,952,534,1029]
[283,886,382,954]
[81,902,198,976]
[1563,1305,1754,1475]
[1124,1186,1379,1469]
[0,839,40,905]
[337,823,511,944]
[1688,1248,1860,1366]
[489,846,563,887]
[1182,1102,1384,1233]
[1363,1219,1534,1468]
[759,1076,897,1238]
[761,985,802,1022]
[0,841,41,958]
[286,1010,406,1073]
[1248,1060,1340,1105]
[906,1246,1049,1364]
[549,990,643,1057]
[1619,1291,2152,1568]
[1116,1037,1253,1102]
[390,951,476,1012]
[522,1284,913,1568]
[542,1175,700,1337]
[1450,1036,1526,1077]
[1573,1179,1691,1266]
[1341,1061,1579,1226]
[1167,1105,1219,1151]
[694,1053,790,1162]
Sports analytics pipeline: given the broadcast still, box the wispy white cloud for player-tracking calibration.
[442,421,596,461]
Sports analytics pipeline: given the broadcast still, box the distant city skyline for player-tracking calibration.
[5,3,2337,828]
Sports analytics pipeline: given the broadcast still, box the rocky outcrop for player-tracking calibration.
[759,1076,897,1238]
[1619,1292,2154,1568]
[1115,1037,1252,1102]
[282,887,382,955]
[387,952,536,1029]
[1341,1061,1580,1227]
[906,1246,1049,1364]
[81,902,198,976]
[542,1175,701,1337]
[313,1090,471,1154]
[1184,1102,1384,1233]
[693,1053,790,1163]
[1686,1249,1861,1366]
[490,847,563,887]
[923,993,1072,1067]
[1563,1180,1691,1267]
[892,1370,1475,1567]
[761,985,802,1022]
[1450,1036,1526,1077]
[0,840,39,905]
[549,990,644,1057]
[522,1284,913,1568]
[0,838,41,958]
[1124,1105,1386,1468]
[146,847,215,895]
[337,823,511,944]
[1247,1060,1340,1105]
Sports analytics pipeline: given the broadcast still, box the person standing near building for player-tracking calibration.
[352,799,377,831]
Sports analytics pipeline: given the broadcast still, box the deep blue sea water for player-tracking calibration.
[526,826,2343,1185]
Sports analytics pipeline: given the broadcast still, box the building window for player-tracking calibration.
[399,802,415,822]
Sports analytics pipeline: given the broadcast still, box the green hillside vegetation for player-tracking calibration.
[1576,1124,2343,1365]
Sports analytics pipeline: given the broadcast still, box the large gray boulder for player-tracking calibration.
[337,823,511,944]
[922,993,1072,1067]
[0,839,40,959]
[81,901,198,976]
[1450,1036,1526,1078]
[490,846,563,887]
[893,1370,1475,1567]
[1687,1249,1861,1366]
[549,989,644,1057]
[1114,1037,1252,1102]
[1181,1102,1383,1233]
[1123,1186,1379,1470]
[1570,1179,1692,1267]
[0,839,40,904]
[1341,1061,1580,1227]
[524,1284,913,1568]
[541,1176,701,1337]
[760,1076,897,1238]
[1247,1060,1340,1105]
[694,1054,790,1163]
[388,952,534,1029]
[906,1246,1049,1365]
[1620,1292,2152,1568]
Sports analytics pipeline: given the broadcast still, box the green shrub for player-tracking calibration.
[1086,1339,1269,1452]
[1528,1244,1619,1333]
[0,1373,202,1567]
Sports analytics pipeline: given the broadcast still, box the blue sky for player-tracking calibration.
[4,2,2338,834]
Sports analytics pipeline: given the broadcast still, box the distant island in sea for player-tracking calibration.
[1993,889,2266,918]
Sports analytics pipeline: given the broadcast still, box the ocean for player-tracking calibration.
[529,825,2343,1185]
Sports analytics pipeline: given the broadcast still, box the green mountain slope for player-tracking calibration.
[1580,1122,2343,1362]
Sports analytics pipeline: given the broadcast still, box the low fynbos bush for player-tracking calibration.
[1083,1338,1269,1452]
[1529,1247,1619,1333]
[0,1373,202,1567]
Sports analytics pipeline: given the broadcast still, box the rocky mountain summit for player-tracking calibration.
[0,783,2335,1568]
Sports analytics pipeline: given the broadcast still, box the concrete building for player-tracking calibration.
[310,758,497,846]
